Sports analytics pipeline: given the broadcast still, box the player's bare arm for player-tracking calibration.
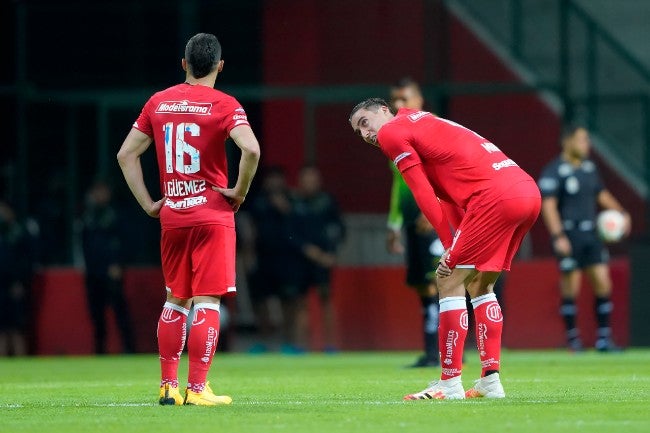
[212,124,260,212]
[597,189,631,235]
[117,128,166,218]
[541,196,571,256]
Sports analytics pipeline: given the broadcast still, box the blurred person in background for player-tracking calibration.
[538,125,630,352]
[291,165,346,353]
[81,180,135,355]
[242,166,304,353]
[117,33,260,406]
[0,200,37,356]
[386,78,442,368]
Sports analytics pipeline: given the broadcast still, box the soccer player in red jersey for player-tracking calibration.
[117,33,260,406]
[349,98,540,400]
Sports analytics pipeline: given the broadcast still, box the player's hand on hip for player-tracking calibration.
[213,186,245,212]
[145,197,166,218]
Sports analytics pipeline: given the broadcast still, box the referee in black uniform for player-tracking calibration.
[538,125,630,352]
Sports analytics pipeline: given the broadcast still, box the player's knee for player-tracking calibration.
[436,279,463,297]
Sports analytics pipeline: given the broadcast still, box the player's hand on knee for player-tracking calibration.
[436,251,452,278]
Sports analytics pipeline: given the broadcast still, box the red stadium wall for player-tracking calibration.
[31,258,629,355]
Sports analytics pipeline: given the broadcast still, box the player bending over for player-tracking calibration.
[349,98,540,399]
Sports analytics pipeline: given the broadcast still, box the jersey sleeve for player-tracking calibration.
[378,124,422,173]
[132,98,154,137]
[401,164,454,249]
[537,163,560,198]
[223,97,250,135]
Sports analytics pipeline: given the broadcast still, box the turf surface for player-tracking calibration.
[1,349,649,432]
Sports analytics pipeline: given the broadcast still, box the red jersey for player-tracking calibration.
[133,83,249,229]
[378,108,534,210]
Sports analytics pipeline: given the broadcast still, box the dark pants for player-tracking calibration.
[85,275,135,354]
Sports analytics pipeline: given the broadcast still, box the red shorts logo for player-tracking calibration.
[486,302,503,323]
[460,310,469,330]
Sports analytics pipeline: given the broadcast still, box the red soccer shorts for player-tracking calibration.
[161,224,236,299]
[446,181,541,272]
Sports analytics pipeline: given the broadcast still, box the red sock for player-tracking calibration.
[471,293,503,377]
[438,296,468,380]
[157,302,189,387]
[187,303,221,393]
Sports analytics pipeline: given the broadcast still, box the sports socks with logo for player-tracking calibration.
[438,296,468,380]
[471,293,503,377]
[187,303,221,393]
[158,302,189,388]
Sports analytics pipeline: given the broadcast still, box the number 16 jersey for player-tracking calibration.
[133,83,250,229]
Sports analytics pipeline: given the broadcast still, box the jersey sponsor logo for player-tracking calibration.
[582,160,595,172]
[565,176,580,194]
[480,142,501,153]
[477,322,487,356]
[558,162,574,177]
[393,152,411,165]
[232,112,249,127]
[201,326,218,363]
[165,179,206,197]
[486,302,503,322]
[481,358,499,369]
[192,312,206,327]
[443,330,459,365]
[407,111,433,122]
[492,158,518,171]
[460,310,469,330]
[161,307,182,323]
[165,195,208,209]
[155,100,212,115]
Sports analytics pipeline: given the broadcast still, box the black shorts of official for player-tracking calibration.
[404,224,439,287]
[297,261,332,299]
[0,290,28,331]
[248,263,304,302]
[555,229,609,273]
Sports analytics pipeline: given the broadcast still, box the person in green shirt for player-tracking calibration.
[386,78,442,368]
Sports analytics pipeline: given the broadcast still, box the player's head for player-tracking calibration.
[261,166,287,193]
[298,165,322,196]
[349,98,393,146]
[183,33,223,79]
[390,77,424,111]
[561,124,591,160]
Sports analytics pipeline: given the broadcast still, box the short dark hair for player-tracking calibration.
[391,77,421,92]
[561,123,586,143]
[184,33,222,79]
[349,98,390,122]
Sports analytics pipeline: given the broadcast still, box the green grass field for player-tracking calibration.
[1,350,649,433]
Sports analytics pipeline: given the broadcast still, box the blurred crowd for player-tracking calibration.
[237,165,346,354]
[0,165,345,356]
